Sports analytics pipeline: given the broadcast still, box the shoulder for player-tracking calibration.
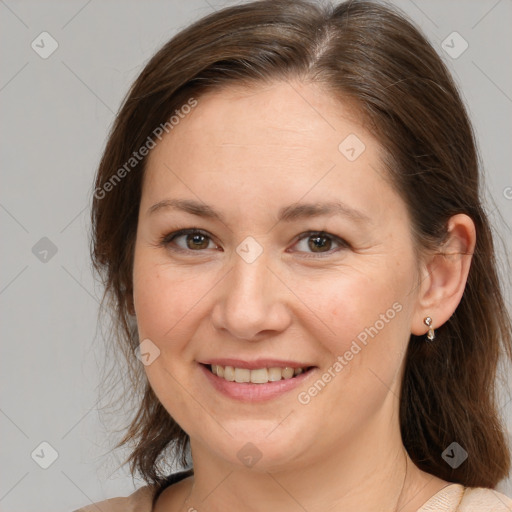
[152,471,194,511]
[459,487,512,511]
[418,484,512,512]
[71,470,193,512]
[72,484,155,512]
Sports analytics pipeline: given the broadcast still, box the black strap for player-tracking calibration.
[152,468,194,506]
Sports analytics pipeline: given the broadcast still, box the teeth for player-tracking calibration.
[234,368,250,383]
[250,368,268,383]
[210,364,308,384]
[282,367,294,379]
[223,365,235,381]
[268,367,282,382]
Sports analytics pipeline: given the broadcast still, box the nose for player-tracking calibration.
[210,253,292,341]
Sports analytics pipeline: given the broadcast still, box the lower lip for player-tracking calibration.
[199,364,315,402]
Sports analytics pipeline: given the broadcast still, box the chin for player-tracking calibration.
[193,419,313,472]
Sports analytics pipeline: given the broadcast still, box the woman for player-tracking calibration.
[77,0,512,510]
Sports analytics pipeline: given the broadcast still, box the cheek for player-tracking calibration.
[295,262,416,416]
[132,256,208,344]
[295,271,412,414]
[307,269,408,354]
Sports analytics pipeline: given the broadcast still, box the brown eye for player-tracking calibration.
[308,235,332,252]
[161,229,218,252]
[186,233,210,250]
[292,231,348,256]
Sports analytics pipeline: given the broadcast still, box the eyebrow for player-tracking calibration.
[147,198,224,221]
[278,201,370,223]
[147,198,370,224]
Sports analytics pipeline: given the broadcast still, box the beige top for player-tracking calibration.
[73,483,512,511]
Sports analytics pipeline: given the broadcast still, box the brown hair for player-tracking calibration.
[91,0,512,490]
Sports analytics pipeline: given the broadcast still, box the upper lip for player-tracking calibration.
[200,358,315,370]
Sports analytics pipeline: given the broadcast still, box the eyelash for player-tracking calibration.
[159,228,350,257]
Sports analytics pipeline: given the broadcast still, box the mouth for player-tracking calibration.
[206,363,313,384]
[199,361,317,402]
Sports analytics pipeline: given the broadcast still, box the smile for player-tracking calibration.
[210,364,309,384]
[200,361,317,402]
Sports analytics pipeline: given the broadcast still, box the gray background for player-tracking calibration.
[1,1,511,511]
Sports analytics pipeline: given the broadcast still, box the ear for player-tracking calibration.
[411,214,476,336]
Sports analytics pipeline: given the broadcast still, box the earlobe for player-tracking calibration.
[411,214,476,337]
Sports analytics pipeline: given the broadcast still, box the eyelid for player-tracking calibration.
[288,230,350,257]
[160,228,221,252]
[159,228,349,256]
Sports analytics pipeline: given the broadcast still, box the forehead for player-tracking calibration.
[142,81,403,226]
[153,81,370,161]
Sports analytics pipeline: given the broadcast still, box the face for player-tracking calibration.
[132,81,422,472]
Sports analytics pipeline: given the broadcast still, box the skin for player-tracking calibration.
[132,81,476,511]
